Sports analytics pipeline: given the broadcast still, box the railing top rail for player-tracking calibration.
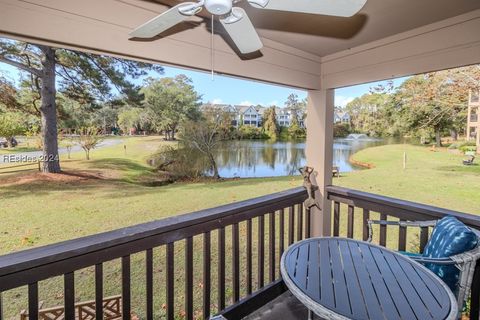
[0,187,307,280]
[327,185,480,229]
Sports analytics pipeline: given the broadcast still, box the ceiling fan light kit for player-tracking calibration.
[205,0,233,15]
[131,0,368,54]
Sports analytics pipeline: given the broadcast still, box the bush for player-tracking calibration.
[148,144,210,180]
[288,122,306,139]
[279,127,290,140]
[334,123,351,138]
[237,126,269,140]
[456,141,477,153]
[460,145,477,154]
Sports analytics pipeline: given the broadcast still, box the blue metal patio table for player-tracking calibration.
[280,237,458,320]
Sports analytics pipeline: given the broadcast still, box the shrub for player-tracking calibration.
[460,145,477,154]
[288,122,306,139]
[457,141,477,153]
[334,123,351,138]
[237,126,269,140]
[149,144,210,180]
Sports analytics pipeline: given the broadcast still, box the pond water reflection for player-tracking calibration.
[214,138,394,178]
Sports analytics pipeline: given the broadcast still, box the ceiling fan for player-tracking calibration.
[130,0,367,54]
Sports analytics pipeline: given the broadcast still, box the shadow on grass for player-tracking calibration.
[0,179,104,199]
[0,175,300,201]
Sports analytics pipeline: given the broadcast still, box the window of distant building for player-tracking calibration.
[472,91,480,103]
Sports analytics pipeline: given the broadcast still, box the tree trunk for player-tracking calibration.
[170,124,176,140]
[450,129,458,141]
[435,127,442,147]
[39,46,61,173]
[209,154,220,179]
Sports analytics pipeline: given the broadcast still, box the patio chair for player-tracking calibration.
[367,216,480,310]
[463,154,475,165]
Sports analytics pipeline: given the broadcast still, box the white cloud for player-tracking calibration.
[335,95,354,108]
[239,100,254,106]
[210,98,223,104]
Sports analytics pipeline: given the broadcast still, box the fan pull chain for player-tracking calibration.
[211,14,215,81]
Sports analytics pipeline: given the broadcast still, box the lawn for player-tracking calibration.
[0,136,303,253]
[0,139,478,319]
[337,143,480,215]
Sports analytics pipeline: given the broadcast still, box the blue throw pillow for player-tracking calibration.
[423,216,478,293]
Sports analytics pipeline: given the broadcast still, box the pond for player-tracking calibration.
[214,136,396,178]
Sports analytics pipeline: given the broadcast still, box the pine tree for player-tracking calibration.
[0,38,162,172]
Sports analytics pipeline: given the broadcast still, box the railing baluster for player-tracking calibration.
[185,237,193,320]
[203,232,211,319]
[279,209,285,259]
[64,272,75,320]
[297,204,303,241]
[146,249,153,320]
[398,219,407,251]
[379,214,387,247]
[218,227,225,311]
[288,206,294,245]
[362,209,370,241]
[347,205,354,238]
[258,215,265,288]
[232,224,240,302]
[145,249,153,320]
[121,256,130,320]
[28,282,39,320]
[246,219,253,295]
[333,202,340,237]
[305,207,311,239]
[166,243,175,320]
[269,212,276,282]
[420,227,429,253]
[95,263,103,320]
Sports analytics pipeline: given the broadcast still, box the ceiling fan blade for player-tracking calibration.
[247,0,367,17]
[130,2,201,38]
[220,8,263,54]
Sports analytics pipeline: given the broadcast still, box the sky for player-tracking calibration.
[0,61,408,109]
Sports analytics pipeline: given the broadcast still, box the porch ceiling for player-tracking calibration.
[0,0,480,89]
[247,0,480,56]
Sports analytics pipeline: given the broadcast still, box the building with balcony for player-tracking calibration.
[202,104,305,128]
[467,90,480,151]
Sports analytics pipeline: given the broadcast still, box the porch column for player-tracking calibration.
[306,89,335,237]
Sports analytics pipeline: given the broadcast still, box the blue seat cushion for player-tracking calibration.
[423,216,478,292]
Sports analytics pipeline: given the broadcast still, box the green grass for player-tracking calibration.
[0,136,303,319]
[0,146,40,154]
[0,136,302,253]
[337,144,480,214]
[1,139,479,318]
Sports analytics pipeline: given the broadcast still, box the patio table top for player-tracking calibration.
[280,237,458,320]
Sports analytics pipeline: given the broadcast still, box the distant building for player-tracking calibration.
[334,108,351,125]
[467,89,480,152]
[201,103,305,128]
